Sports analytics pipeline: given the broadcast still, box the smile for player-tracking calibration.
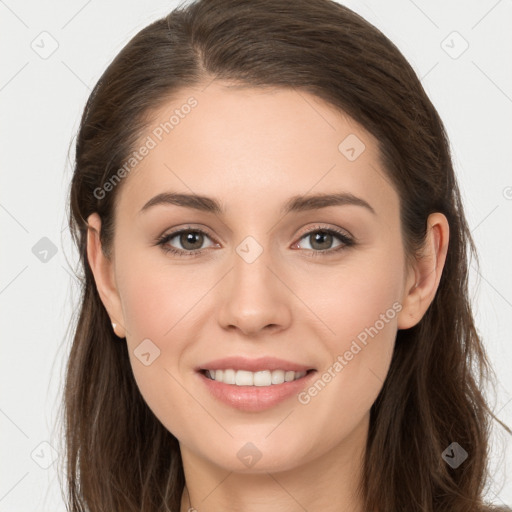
[202,369,311,386]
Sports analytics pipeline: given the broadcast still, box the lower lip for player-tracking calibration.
[197,370,317,412]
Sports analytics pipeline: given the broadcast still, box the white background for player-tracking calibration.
[0,0,511,509]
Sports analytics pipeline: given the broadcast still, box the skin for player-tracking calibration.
[86,82,449,512]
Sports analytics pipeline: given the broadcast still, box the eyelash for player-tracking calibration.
[155,225,355,259]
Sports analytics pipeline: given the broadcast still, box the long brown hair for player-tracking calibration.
[62,0,511,510]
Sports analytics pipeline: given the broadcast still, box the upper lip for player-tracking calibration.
[196,356,315,373]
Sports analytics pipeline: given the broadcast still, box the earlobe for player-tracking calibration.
[86,213,127,338]
[397,213,450,330]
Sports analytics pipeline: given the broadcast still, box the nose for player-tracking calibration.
[216,247,293,337]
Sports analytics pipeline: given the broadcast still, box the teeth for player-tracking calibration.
[205,369,308,386]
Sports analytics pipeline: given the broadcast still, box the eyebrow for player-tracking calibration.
[139,191,376,216]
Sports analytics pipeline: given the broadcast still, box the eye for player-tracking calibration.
[156,227,218,257]
[293,225,354,257]
[155,224,355,258]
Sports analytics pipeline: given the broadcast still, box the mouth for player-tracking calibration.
[196,366,318,412]
[199,368,316,386]
[194,356,317,411]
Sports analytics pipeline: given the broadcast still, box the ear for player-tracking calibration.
[86,213,126,338]
[397,212,450,330]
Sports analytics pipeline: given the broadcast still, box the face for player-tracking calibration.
[87,83,444,474]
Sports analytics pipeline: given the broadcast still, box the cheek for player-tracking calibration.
[293,246,403,418]
[299,243,403,347]
[114,257,212,418]
[116,253,205,342]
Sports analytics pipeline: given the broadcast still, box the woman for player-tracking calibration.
[63,0,511,510]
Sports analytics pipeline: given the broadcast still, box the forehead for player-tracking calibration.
[117,83,398,221]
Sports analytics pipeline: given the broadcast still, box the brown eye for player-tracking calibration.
[308,231,335,251]
[295,227,354,255]
[179,231,205,251]
[156,228,216,257]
